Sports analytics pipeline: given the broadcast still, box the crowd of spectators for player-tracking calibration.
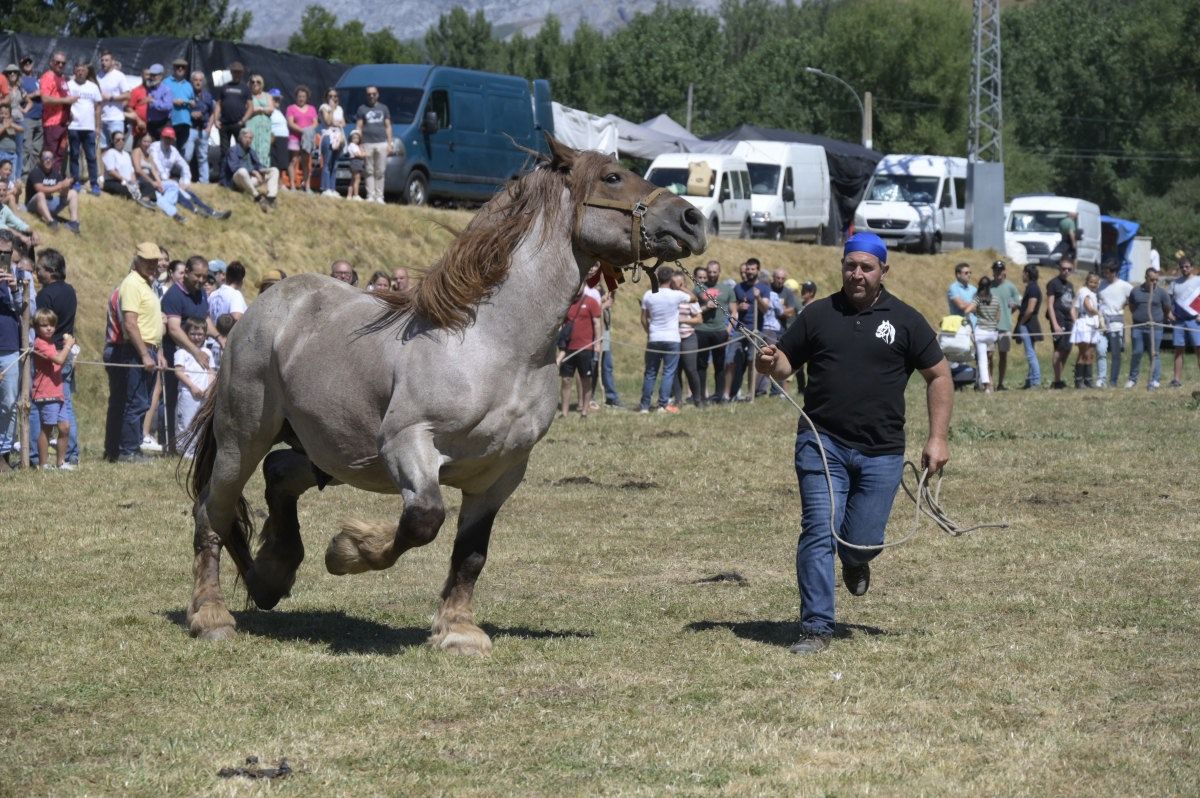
[0,52,392,241]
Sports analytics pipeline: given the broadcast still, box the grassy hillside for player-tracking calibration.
[35,184,1000,445]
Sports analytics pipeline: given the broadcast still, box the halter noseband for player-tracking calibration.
[584,186,672,292]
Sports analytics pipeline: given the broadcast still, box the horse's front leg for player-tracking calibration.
[325,430,446,575]
[429,459,529,656]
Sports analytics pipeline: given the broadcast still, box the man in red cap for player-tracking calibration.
[756,232,953,654]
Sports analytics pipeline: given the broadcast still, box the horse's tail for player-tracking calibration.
[183,382,256,580]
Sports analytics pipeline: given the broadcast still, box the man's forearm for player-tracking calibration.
[926,370,953,442]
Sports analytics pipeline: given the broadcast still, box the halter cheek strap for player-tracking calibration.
[584,186,672,292]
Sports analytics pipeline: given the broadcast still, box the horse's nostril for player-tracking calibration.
[682,207,703,228]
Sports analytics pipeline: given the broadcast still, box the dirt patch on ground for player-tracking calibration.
[218,757,292,780]
[553,475,596,486]
[693,571,748,585]
[618,480,659,490]
[652,430,690,439]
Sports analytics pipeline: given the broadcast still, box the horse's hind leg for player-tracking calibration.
[252,449,318,610]
[429,460,529,656]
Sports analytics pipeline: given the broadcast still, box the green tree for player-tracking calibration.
[289,6,421,65]
[6,0,250,39]
[425,8,501,71]
[561,21,609,111]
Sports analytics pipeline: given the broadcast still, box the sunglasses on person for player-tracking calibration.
[52,59,65,67]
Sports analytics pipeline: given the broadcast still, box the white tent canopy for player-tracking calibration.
[551,102,618,156]
[641,113,698,142]
[603,114,699,160]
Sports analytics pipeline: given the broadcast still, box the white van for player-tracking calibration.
[729,141,830,242]
[854,154,968,254]
[1005,195,1101,271]
[645,153,752,238]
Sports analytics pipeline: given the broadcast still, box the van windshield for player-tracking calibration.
[866,175,940,204]
[646,167,715,197]
[747,163,779,194]
[340,87,425,126]
[1008,210,1068,233]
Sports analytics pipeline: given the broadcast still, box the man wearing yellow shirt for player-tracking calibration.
[118,241,166,462]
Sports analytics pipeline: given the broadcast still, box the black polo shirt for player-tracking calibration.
[777,288,942,456]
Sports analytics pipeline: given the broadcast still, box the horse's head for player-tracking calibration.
[546,137,708,272]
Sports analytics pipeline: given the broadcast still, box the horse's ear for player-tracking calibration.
[545,134,577,172]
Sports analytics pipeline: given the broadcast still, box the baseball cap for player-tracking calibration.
[258,268,285,289]
[801,280,817,292]
[3,64,18,74]
[784,278,800,292]
[991,260,1006,272]
[19,55,33,65]
[172,57,188,67]
[136,241,164,260]
[208,259,227,274]
[148,63,164,75]
[267,88,282,98]
[161,127,176,139]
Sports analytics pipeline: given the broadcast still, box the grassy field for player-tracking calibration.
[1,190,1198,795]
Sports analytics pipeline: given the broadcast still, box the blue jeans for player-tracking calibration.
[184,128,210,183]
[177,187,216,216]
[0,349,19,455]
[601,347,620,404]
[27,357,78,465]
[319,135,341,192]
[120,344,156,456]
[67,129,98,188]
[1097,330,1124,385]
[794,430,904,637]
[1016,323,1041,386]
[639,340,680,410]
[1128,326,1163,385]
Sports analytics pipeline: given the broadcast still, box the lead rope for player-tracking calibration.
[678,270,1008,551]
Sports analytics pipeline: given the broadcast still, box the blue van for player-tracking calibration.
[334,64,554,205]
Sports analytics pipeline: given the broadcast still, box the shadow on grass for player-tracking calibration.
[162,609,591,655]
[686,619,894,648]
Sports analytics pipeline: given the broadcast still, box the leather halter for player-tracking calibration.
[583,186,672,292]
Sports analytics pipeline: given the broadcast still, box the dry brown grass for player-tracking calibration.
[2,190,1196,795]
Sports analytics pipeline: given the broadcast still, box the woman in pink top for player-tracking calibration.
[285,85,318,192]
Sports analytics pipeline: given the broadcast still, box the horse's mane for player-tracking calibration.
[364,148,615,334]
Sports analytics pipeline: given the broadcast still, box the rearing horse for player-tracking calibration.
[186,138,707,654]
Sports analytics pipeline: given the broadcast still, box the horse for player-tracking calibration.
[185,137,708,654]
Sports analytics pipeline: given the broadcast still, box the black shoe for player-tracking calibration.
[1019,380,1032,390]
[789,634,832,655]
[1051,381,1067,390]
[995,384,1007,391]
[212,209,232,220]
[843,562,870,596]
[605,399,625,408]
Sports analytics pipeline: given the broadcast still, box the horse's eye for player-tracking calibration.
[603,173,622,185]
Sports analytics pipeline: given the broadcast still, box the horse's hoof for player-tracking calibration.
[188,601,237,641]
[325,519,396,575]
[429,623,493,656]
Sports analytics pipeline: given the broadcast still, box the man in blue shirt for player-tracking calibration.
[185,70,214,183]
[160,255,214,452]
[18,56,42,170]
[946,262,977,325]
[164,58,195,148]
[726,257,770,400]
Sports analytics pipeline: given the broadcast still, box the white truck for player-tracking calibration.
[730,141,830,243]
[854,154,968,254]
[1004,194,1101,272]
[645,152,753,238]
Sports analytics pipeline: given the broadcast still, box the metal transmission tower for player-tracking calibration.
[965,0,1006,251]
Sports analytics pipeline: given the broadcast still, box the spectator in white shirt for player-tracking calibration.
[66,61,101,196]
[1096,260,1133,388]
[208,260,247,322]
[100,131,156,210]
[151,127,230,220]
[638,264,695,413]
[96,51,129,149]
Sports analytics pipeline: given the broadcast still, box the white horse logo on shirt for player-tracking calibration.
[875,320,896,346]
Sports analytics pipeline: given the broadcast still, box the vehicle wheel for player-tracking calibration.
[772,223,785,241]
[709,216,719,237]
[929,234,941,255]
[738,218,751,239]
[403,171,428,206]
[813,225,823,245]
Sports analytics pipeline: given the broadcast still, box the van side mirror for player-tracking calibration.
[721,184,731,201]
[421,111,438,133]
[782,187,795,203]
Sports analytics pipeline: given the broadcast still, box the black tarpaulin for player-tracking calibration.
[0,34,348,98]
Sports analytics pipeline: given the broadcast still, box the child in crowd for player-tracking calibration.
[174,317,215,457]
[31,308,74,470]
[346,130,365,201]
[207,312,235,372]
